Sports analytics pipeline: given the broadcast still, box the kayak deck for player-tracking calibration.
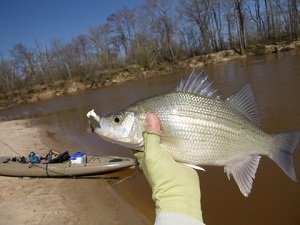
[0,156,136,177]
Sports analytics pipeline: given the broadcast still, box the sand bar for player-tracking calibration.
[0,119,150,225]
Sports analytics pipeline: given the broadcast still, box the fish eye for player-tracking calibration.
[112,115,123,124]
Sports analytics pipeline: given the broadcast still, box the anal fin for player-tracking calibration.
[224,156,261,197]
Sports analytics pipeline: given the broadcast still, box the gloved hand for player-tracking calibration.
[135,113,204,224]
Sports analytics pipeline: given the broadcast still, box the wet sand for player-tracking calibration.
[0,119,151,225]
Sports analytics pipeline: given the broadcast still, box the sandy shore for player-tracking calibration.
[0,119,151,225]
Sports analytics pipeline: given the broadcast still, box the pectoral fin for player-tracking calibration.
[183,163,206,171]
[224,156,261,197]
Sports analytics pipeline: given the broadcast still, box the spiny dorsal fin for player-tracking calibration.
[224,155,261,197]
[227,83,261,126]
[176,70,221,99]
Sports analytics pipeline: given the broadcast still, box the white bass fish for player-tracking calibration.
[87,71,300,196]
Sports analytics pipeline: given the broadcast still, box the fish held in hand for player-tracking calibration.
[87,71,300,197]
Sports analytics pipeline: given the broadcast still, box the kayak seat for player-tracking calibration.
[48,151,70,163]
[109,158,123,162]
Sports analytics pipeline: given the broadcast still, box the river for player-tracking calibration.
[0,50,300,225]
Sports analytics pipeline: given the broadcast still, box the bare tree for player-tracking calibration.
[34,41,55,84]
[289,0,299,39]
[178,20,202,56]
[0,59,19,92]
[10,43,38,86]
[247,0,264,41]
[107,7,137,58]
[88,24,119,68]
[232,0,246,54]
[73,34,91,67]
[49,39,77,80]
[88,25,103,63]
[178,0,214,54]
[144,0,176,61]
[209,0,225,50]
[225,10,235,49]
[264,0,278,41]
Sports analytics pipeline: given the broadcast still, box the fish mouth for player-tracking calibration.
[87,109,101,132]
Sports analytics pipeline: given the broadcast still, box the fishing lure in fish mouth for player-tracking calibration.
[87,70,300,197]
[87,109,99,133]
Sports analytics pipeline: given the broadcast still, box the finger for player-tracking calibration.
[145,113,161,133]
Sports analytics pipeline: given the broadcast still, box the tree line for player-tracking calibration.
[0,0,299,94]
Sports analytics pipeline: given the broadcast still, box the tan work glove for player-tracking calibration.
[135,113,203,223]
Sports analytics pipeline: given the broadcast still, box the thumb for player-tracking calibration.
[145,113,161,133]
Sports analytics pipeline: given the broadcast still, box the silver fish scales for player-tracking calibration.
[132,91,271,165]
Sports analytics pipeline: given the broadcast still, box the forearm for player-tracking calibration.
[144,132,204,223]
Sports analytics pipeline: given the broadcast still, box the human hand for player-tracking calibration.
[135,113,204,224]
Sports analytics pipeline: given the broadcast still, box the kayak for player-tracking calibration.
[0,156,136,177]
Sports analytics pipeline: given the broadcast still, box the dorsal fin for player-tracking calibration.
[176,70,221,99]
[227,83,261,126]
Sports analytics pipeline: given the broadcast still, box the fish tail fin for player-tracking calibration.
[269,131,300,181]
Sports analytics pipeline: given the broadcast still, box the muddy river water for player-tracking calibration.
[1,50,300,224]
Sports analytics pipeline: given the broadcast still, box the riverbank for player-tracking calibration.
[0,119,150,225]
[1,40,299,109]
